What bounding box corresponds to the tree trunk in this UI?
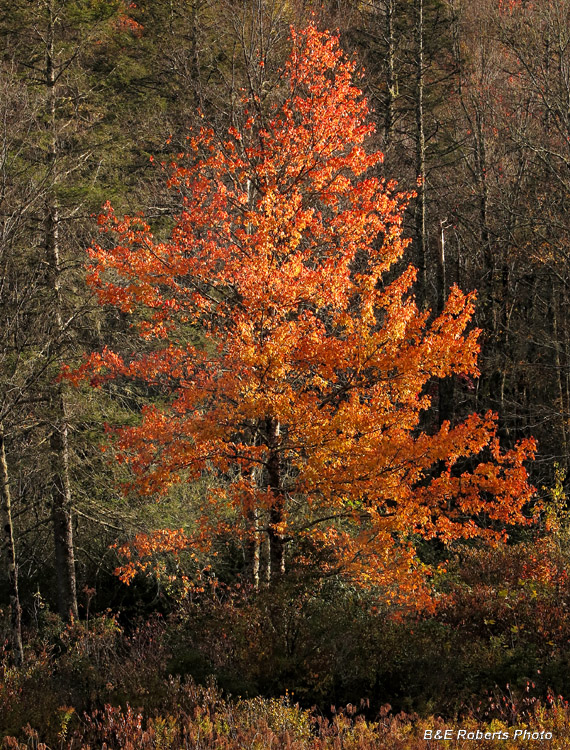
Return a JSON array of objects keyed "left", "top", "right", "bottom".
[
  {"left": 384, "top": 0, "right": 396, "bottom": 147},
  {"left": 560, "top": 285, "right": 570, "bottom": 470},
  {"left": 414, "top": 0, "right": 427, "bottom": 308},
  {"left": 475, "top": 107, "right": 494, "bottom": 311},
  {"left": 245, "top": 466, "right": 261, "bottom": 589},
  {"left": 49, "top": 392, "right": 78, "bottom": 621},
  {"left": 436, "top": 219, "right": 447, "bottom": 315},
  {"left": 437, "top": 220, "right": 454, "bottom": 425},
  {"left": 0, "top": 425, "right": 24, "bottom": 665},
  {"left": 46, "top": 0, "right": 78, "bottom": 622},
  {"left": 266, "top": 416, "right": 285, "bottom": 579},
  {"left": 553, "top": 286, "right": 568, "bottom": 470}
]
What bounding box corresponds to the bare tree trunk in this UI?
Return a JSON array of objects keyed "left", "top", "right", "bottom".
[
  {"left": 266, "top": 416, "right": 285, "bottom": 579},
  {"left": 436, "top": 218, "right": 447, "bottom": 315},
  {"left": 474, "top": 108, "right": 493, "bottom": 306},
  {"left": 560, "top": 285, "right": 570, "bottom": 469},
  {"left": 245, "top": 466, "right": 261, "bottom": 589},
  {"left": 0, "top": 425, "right": 24, "bottom": 665},
  {"left": 437, "top": 220, "right": 454, "bottom": 425},
  {"left": 46, "top": 0, "right": 78, "bottom": 622},
  {"left": 414, "top": 0, "right": 427, "bottom": 308},
  {"left": 385, "top": 0, "right": 396, "bottom": 147},
  {"left": 553, "top": 287, "right": 568, "bottom": 470},
  {"left": 190, "top": 0, "right": 205, "bottom": 112},
  {"left": 262, "top": 531, "right": 271, "bottom": 585},
  {"left": 49, "top": 392, "right": 78, "bottom": 621}
]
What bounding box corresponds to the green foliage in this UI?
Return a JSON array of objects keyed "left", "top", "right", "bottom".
[{"left": 542, "top": 463, "right": 569, "bottom": 536}]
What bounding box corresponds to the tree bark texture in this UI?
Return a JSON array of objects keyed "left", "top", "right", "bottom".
[
  {"left": 266, "top": 416, "right": 285, "bottom": 579},
  {"left": 414, "top": 0, "right": 427, "bottom": 308},
  {"left": 0, "top": 425, "right": 24, "bottom": 665},
  {"left": 46, "top": 0, "right": 78, "bottom": 621}
]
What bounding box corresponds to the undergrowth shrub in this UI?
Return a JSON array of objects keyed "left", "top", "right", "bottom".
[
  {"left": 5, "top": 534, "right": 570, "bottom": 746},
  {"left": 3, "top": 690, "right": 570, "bottom": 749}
]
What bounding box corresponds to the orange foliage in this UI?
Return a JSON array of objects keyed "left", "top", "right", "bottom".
[
  {"left": 68, "top": 24, "right": 535, "bottom": 600},
  {"left": 113, "top": 0, "right": 143, "bottom": 36}
]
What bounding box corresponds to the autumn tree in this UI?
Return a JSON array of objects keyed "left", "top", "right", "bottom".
[{"left": 70, "top": 24, "right": 535, "bottom": 600}]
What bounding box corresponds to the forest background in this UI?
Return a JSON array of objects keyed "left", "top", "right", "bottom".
[{"left": 2, "top": 0, "right": 570, "bottom": 746}]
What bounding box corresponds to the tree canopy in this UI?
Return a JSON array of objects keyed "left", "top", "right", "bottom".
[{"left": 68, "top": 23, "right": 535, "bottom": 604}]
